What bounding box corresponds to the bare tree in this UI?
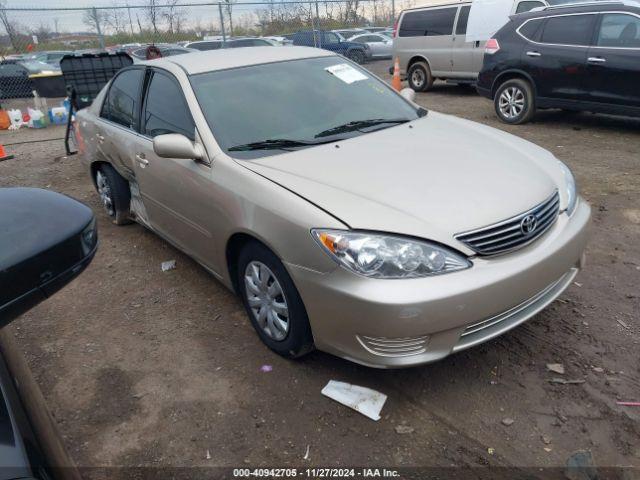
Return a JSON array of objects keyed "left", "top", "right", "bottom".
[
  {"left": 83, "top": 7, "right": 104, "bottom": 34},
  {"left": 224, "top": 0, "right": 235, "bottom": 36},
  {"left": 163, "top": 0, "right": 186, "bottom": 34},
  {"left": 144, "top": 0, "right": 162, "bottom": 34},
  {"left": 0, "top": 0, "right": 20, "bottom": 51},
  {"left": 105, "top": 5, "right": 127, "bottom": 34}
]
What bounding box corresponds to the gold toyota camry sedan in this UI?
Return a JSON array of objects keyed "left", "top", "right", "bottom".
[{"left": 77, "top": 46, "right": 590, "bottom": 368}]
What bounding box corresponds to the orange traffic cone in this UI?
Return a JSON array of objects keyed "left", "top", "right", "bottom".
[
  {"left": 0, "top": 143, "right": 13, "bottom": 162},
  {"left": 391, "top": 57, "right": 402, "bottom": 92}
]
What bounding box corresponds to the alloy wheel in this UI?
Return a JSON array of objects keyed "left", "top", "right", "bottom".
[
  {"left": 244, "top": 261, "right": 290, "bottom": 341},
  {"left": 96, "top": 171, "right": 115, "bottom": 216},
  {"left": 498, "top": 86, "right": 525, "bottom": 119}
]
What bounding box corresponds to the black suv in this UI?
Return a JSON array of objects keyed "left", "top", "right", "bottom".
[{"left": 477, "top": 1, "right": 640, "bottom": 124}]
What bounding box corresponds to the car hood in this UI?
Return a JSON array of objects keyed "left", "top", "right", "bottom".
[{"left": 239, "top": 111, "right": 567, "bottom": 253}]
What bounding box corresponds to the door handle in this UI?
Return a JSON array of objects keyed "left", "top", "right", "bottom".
[
  {"left": 526, "top": 51, "right": 541, "bottom": 57},
  {"left": 96, "top": 133, "right": 105, "bottom": 142},
  {"left": 135, "top": 153, "right": 149, "bottom": 168},
  {"left": 587, "top": 56, "right": 606, "bottom": 63}
]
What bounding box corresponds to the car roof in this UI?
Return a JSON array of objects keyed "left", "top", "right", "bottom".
[
  {"left": 515, "top": 0, "right": 639, "bottom": 17},
  {"left": 143, "top": 46, "right": 334, "bottom": 74},
  {"left": 402, "top": 0, "right": 471, "bottom": 12}
]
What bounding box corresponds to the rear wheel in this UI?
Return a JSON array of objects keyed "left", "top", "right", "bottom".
[
  {"left": 494, "top": 78, "right": 536, "bottom": 124},
  {"left": 95, "top": 164, "right": 132, "bottom": 225},
  {"left": 407, "top": 61, "right": 434, "bottom": 92},
  {"left": 237, "top": 241, "right": 314, "bottom": 358},
  {"left": 347, "top": 49, "right": 365, "bottom": 64}
]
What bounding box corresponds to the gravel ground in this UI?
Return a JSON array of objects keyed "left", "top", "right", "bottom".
[{"left": 1, "top": 60, "right": 638, "bottom": 477}]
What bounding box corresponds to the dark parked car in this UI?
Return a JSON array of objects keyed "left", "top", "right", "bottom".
[
  {"left": 0, "top": 187, "right": 97, "bottom": 480},
  {"left": 477, "top": 1, "right": 640, "bottom": 124},
  {"left": 0, "top": 63, "right": 33, "bottom": 98},
  {"left": 291, "top": 30, "right": 371, "bottom": 63},
  {"left": 184, "top": 38, "right": 276, "bottom": 51}
]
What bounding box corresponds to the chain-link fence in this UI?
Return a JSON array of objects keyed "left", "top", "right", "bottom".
[{"left": 0, "top": 0, "right": 416, "bottom": 124}]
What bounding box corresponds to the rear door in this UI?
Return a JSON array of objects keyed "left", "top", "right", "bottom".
[
  {"left": 586, "top": 12, "right": 640, "bottom": 108},
  {"left": 521, "top": 13, "right": 597, "bottom": 102},
  {"left": 130, "top": 68, "right": 217, "bottom": 265},
  {"left": 397, "top": 6, "right": 458, "bottom": 75},
  {"left": 450, "top": 5, "right": 483, "bottom": 78},
  {"left": 96, "top": 68, "right": 145, "bottom": 177}
]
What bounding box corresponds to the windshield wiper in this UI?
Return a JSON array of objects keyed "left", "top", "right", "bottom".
[
  {"left": 228, "top": 138, "right": 336, "bottom": 152},
  {"left": 314, "top": 118, "right": 411, "bottom": 138}
]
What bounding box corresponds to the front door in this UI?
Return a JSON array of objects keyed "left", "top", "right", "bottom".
[
  {"left": 131, "top": 69, "right": 218, "bottom": 267},
  {"left": 586, "top": 12, "right": 640, "bottom": 108},
  {"left": 523, "top": 13, "right": 597, "bottom": 102}
]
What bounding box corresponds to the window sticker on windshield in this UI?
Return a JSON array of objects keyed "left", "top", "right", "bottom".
[{"left": 325, "top": 63, "right": 368, "bottom": 84}]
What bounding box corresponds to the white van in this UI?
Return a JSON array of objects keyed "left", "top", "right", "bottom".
[{"left": 393, "top": 0, "right": 547, "bottom": 91}]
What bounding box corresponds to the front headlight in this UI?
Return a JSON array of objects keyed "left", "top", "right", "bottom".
[
  {"left": 312, "top": 229, "right": 471, "bottom": 279},
  {"left": 558, "top": 160, "right": 577, "bottom": 215}
]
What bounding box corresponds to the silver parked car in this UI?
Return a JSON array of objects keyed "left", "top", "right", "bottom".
[
  {"left": 348, "top": 32, "right": 393, "bottom": 58},
  {"left": 394, "top": 0, "right": 547, "bottom": 91},
  {"left": 77, "top": 47, "right": 590, "bottom": 368}
]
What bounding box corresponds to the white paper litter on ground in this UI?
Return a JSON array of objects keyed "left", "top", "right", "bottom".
[
  {"left": 161, "top": 260, "right": 176, "bottom": 272},
  {"left": 325, "top": 64, "right": 368, "bottom": 84},
  {"left": 321, "top": 380, "right": 387, "bottom": 421}
]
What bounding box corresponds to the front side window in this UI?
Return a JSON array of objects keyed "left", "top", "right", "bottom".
[
  {"left": 399, "top": 7, "right": 457, "bottom": 37},
  {"left": 323, "top": 32, "right": 341, "bottom": 44},
  {"left": 540, "top": 14, "right": 595, "bottom": 46},
  {"left": 191, "top": 57, "right": 421, "bottom": 159},
  {"left": 101, "top": 69, "right": 143, "bottom": 129},
  {"left": 143, "top": 72, "right": 195, "bottom": 140},
  {"left": 597, "top": 13, "right": 640, "bottom": 48},
  {"left": 456, "top": 6, "right": 471, "bottom": 35}
]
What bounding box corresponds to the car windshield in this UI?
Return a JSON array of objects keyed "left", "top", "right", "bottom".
[{"left": 190, "top": 56, "right": 421, "bottom": 159}]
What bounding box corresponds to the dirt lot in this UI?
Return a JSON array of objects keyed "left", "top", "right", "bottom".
[{"left": 1, "top": 60, "right": 638, "bottom": 477}]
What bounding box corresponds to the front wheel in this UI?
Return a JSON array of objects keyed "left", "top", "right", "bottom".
[
  {"left": 237, "top": 241, "right": 314, "bottom": 358},
  {"left": 407, "top": 61, "right": 434, "bottom": 92},
  {"left": 347, "top": 49, "right": 365, "bottom": 64},
  {"left": 494, "top": 78, "right": 536, "bottom": 124}
]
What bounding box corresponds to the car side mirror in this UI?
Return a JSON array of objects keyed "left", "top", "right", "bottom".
[
  {"left": 153, "top": 133, "right": 204, "bottom": 160},
  {"left": 0, "top": 188, "right": 98, "bottom": 327},
  {"left": 400, "top": 87, "right": 416, "bottom": 103}
]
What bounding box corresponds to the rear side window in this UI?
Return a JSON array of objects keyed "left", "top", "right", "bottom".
[
  {"left": 143, "top": 71, "right": 195, "bottom": 140},
  {"left": 519, "top": 18, "right": 544, "bottom": 41},
  {"left": 455, "top": 6, "right": 471, "bottom": 35},
  {"left": 101, "top": 69, "right": 143, "bottom": 129},
  {"left": 515, "top": 1, "right": 545, "bottom": 14},
  {"left": 540, "top": 14, "right": 595, "bottom": 46},
  {"left": 597, "top": 13, "right": 640, "bottom": 48},
  {"left": 399, "top": 7, "right": 457, "bottom": 37}
]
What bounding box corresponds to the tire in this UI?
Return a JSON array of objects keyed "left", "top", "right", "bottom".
[
  {"left": 237, "top": 241, "right": 314, "bottom": 358},
  {"left": 494, "top": 78, "right": 536, "bottom": 125},
  {"left": 407, "top": 61, "right": 433, "bottom": 92},
  {"left": 347, "top": 49, "right": 365, "bottom": 64},
  {"left": 94, "top": 163, "right": 132, "bottom": 225}
]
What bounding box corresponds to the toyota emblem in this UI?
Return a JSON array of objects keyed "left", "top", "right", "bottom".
[{"left": 520, "top": 214, "right": 538, "bottom": 236}]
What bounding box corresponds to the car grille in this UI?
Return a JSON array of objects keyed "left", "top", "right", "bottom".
[
  {"left": 356, "top": 335, "right": 429, "bottom": 357},
  {"left": 455, "top": 190, "right": 560, "bottom": 256}
]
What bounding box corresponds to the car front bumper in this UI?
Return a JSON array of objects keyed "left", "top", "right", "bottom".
[{"left": 286, "top": 198, "right": 591, "bottom": 368}]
